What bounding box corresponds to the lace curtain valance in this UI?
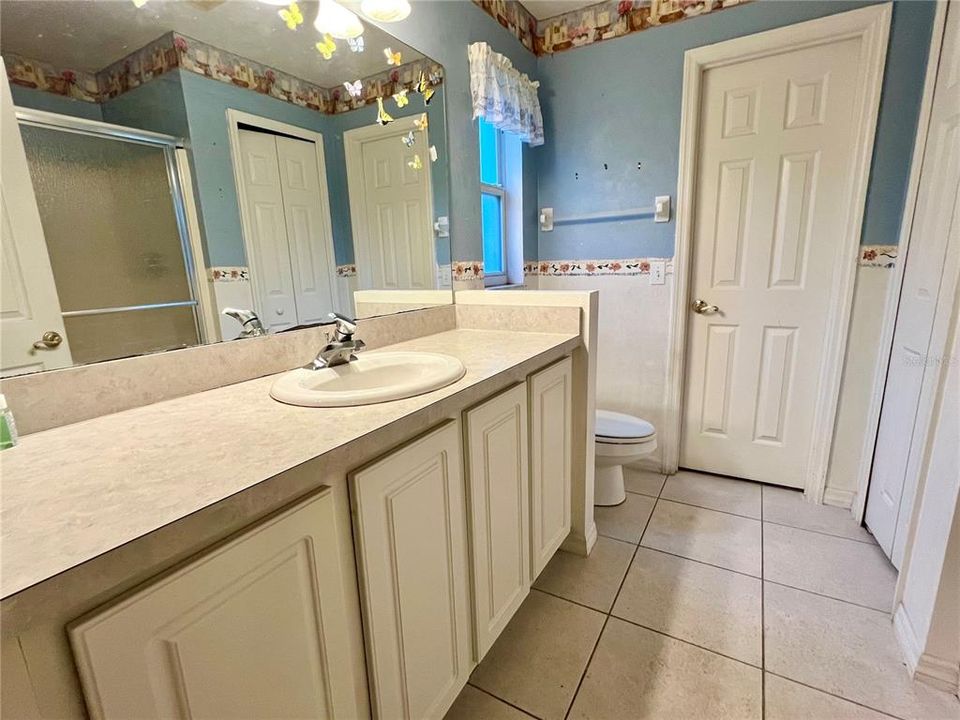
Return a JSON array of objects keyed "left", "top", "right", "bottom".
[{"left": 468, "top": 42, "right": 544, "bottom": 147}]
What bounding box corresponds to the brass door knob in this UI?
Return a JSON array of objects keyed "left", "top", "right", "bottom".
[
  {"left": 33, "top": 331, "right": 63, "bottom": 350},
  {"left": 692, "top": 299, "right": 720, "bottom": 315}
]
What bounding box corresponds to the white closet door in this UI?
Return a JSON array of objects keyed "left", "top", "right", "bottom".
[
  {"left": 275, "top": 136, "right": 336, "bottom": 326},
  {"left": 237, "top": 129, "right": 298, "bottom": 332},
  {"left": 867, "top": 5, "right": 960, "bottom": 566}
]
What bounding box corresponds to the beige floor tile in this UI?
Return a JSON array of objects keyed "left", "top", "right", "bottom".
[
  {"left": 568, "top": 617, "right": 762, "bottom": 720},
  {"left": 624, "top": 467, "right": 666, "bottom": 497},
  {"left": 444, "top": 685, "right": 533, "bottom": 720},
  {"left": 764, "top": 583, "right": 960, "bottom": 720},
  {"left": 594, "top": 492, "right": 656, "bottom": 544},
  {"left": 764, "top": 674, "right": 897, "bottom": 719},
  {"left": 661, "top": 470, "right": 761, "bottom": 518},
  {"left": 470, "top": 590, "right": 605, "bottom": 720},
  {"left": 612, "top": 547, "right": 762, "bottom": 665},
  {"left": 764, "top": 523, "right": 896, "bottom": 611},
  {"left": 763, "top": 486, "right": 875, "bottom": 542},
  {"left": 640, "top": 500, "right": 762, "bottom": 576},
  {"left": 533, "top": 536, "right": 635, "bottom": 612}
]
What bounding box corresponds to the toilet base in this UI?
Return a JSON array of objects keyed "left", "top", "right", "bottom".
[{"left": 595, "top": 464, "right": 627, "bottom": 506}]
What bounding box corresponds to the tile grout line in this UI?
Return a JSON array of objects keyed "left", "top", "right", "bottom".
[
  {"left": 762, "top": 671, "right": 908, "bottom": 720},
  {"left": 561, "top": 492, "right": 663, "bottom": 720},
  {"left": 466, "top": 682, "right": 543, "bottom": 719},
  {"left": 761, "top": 485, "right": 766, "bottom": 720},
  {"left": 762, "top": 578, "right": 896, "bottom": 615}
]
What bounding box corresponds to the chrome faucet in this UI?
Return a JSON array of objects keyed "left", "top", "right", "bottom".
[
  {"left": 307, "top": 312, "right": 366, "bottom": 369},
  {"left": 222, "top": 308, "right": 267, "bottom": 338}
]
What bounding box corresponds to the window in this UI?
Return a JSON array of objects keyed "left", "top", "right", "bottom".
[{"left": 479, "top": 117, "right": 507, "bottom": 286}]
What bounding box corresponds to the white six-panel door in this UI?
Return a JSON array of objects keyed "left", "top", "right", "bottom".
[
  {"left": 355, "top": 124, "right": 435, "bottom": 291},
  {"left": 0, "top": 69, "right": 73, "bottom": 375},
  {"left": 866, "top": 4, "right": 960, "bottom": 565},
  {"left": 681, "top": 36, "right": 865, "bottom": 486}
]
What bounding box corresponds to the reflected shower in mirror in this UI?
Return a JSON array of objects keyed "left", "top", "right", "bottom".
[{"left": 0, "top": 0, "right": 451, "bottom": 376}]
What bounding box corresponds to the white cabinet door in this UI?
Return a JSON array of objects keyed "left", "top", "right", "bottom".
[
  {"left": 464, "top": 384, "right": 530, "bottom": 660},
  {"left": 351, "top": 421, "right": 472, "bottom": 720},
  {"left": 529, "top": 358, "right": 573, "bottom": 579},
  {"left": 69, "top": 487, "right": 365, "bottom": 720}
]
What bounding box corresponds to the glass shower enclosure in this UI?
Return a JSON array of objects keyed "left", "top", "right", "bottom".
[{"left": 16, "top": 109, "right": 202, "bottom": 366}]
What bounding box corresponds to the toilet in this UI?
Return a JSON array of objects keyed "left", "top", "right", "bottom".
[{"left": 594, "top": 409, "right": 657, "bottom": 506}]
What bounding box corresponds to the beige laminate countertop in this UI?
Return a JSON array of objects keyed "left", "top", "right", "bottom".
[{"left": 0, "top": 328, "right": 578, "bottom": 600}]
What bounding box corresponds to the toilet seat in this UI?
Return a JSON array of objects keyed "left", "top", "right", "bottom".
[{"left": 596, "top": 409, "right": 656, "bottom": 445}]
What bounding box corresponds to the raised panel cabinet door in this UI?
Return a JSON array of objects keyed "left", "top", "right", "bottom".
[
  {"left": 68, "top": 487, "right": 365, "bottom": 720},
  {"left": 529, "top": 357, "right": 573, "bottom": 579},
  {"left": 350, "top": 421, "right": 472, "bottom": 720},
  {"left": 464, "top": 383, "right": 530, "bottom": 660}
]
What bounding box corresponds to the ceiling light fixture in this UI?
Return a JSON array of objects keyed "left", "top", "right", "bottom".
[
  {"left": 256, "top": 0, "right": 290, "bottom": 5},
  {"left": 360, "top": 0, "right": 411, "bottom": 23},
  {"left": 314, "top": 0, "right": 364, "bottom": 39}
]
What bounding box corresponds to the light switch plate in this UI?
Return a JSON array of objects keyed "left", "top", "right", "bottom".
[
  {"left": 654, "top": 195, "right": 671, "bottom": 223},
  {"left": 539, "top": 207, "right": 554, "bottom": 232},
  {"left": 650, "top": 261, "right": 665, "bottom": 285}
]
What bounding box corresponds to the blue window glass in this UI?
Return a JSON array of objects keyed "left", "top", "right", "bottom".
[
  {"left": 478, "top": 118, "right": 499, "bottom": 186},
  {"left": 481, "top": 192, "right": 503, "bottom": 274}
]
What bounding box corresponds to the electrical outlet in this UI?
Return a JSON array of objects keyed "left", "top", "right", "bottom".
[{"left": 650, "top": 261, "right": 665, "bottom": 285}]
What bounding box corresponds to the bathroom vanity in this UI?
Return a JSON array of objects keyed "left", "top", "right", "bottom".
[{"left": 0, "top": 301, "right": 596, "bottom": 719}]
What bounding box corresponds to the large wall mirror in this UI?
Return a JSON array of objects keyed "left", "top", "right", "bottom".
[{"left": 0, "top": 0, "right": 452, "bottom": 375}]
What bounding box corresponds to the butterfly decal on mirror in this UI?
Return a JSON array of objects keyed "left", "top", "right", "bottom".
[
  {"left": 376, "top": 97, "right": 394, "bottom": 126},
  {"left": 393, "top": 89, "right": 409, "bottom": 108},
  {"left": 347, "top": 36, "right": 365, "bottom": 53},
  {"left": 315, "top": 34, "right": 336, "bottom": 60},
  {"left": 414, "top": 112, "right": 429, "bottom": 132},
  {"left": 416, "top": 71, "right": 435, "bottom": 105},
  {"left": 401, "top": 130, "right": 416, "bottom": 148},
  {"left": 407, "top": 154, "right": 423, "bottom": 170},
  {"left": 383, "top": 47, "right": 402, "bottom": 66},
  {"left": 278, "top": 1, "right": 304, "bottom": 30},
  {"left": 344, "top": 79, "right": 363, "bottom": 98}
]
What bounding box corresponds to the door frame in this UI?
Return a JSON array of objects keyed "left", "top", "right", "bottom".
[
  {"left": 225, "top": 109, "right": 338, "bottom": 323},
  {"left": 665, "top": 4, "right": 892, "bottom": 501},
  {"left": 343, "top": 114, "right": 436, "bottom": 291}
]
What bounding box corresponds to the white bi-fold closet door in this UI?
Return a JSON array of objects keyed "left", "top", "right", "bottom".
[{"left": 237, "top": 128, "right": 336, "bottom": 333}]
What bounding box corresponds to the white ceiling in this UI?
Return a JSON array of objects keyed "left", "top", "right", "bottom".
[
  {"left": 0, "top": 0, "right": 426, "bottom": 88},
  {"left": 521, "top": 0, "right": 602, "bottom": 21}
]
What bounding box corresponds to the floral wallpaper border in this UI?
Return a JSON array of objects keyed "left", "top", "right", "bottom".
[
  {"left": 453, "top": 261, "right": 485, "bottom": 280},
  {"left": 336, "top": 264, "right": 358, "bottom": 278},
  {"left": 6, "top": 32, "right": 443, "bottom": 117},
  {"left": 209, "top": 266, "right": 250, "bottom": 282},
  {"left": 472, "top": 0, "right": 750, "bottom": 57},
  {"left": 525, "top": 257, "right": 674, "bottom": 276},
  {"left": 859, "top": 245, "right": 898, "bottom": 268}
]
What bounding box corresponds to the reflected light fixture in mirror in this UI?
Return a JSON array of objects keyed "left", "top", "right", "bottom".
[
  {"left": 314, "top": 0, "right": 365, "bottom": 39},
  {"left": 360, "top": 0, "right": 411, "bottom": 23}
]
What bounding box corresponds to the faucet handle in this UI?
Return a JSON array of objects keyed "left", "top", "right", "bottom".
[{"left": 329, "top": 312, "right": 358, "bottom": 341}]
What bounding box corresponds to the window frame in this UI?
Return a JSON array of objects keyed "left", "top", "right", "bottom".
[{"left": 479, "top": 119, "right": 508, "bottom": 287}]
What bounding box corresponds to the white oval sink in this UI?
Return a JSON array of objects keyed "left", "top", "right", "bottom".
[{"left": 269, "top": 351, "right": 466, "bottom": 407}]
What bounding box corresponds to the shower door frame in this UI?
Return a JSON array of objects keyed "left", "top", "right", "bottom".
[{"left": 14, "top": 108, "right": 209, "bottom": 346}]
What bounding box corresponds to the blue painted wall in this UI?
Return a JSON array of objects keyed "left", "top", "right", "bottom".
[
  {"left": 101, "top": 72, "right": 190, "bottom": 137},
  {"left": 535, "top": 0, "right": 936, "bottom": 261},
  {"left": 10, "top": 85, "right": 103, "bottom": 120}
]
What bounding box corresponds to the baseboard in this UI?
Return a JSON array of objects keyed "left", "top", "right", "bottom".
[
  {"left": 823, "top": 487, "right": 857, "bottom": 509},
  {"left": 561, "top": 520, "right": 598, "bottom": 557},
  {"left": 893, "top": 605, "right": 960, "bottom": 694},
  {"left": 916, "top": 653, "right": 960, "bottom": 694}
]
